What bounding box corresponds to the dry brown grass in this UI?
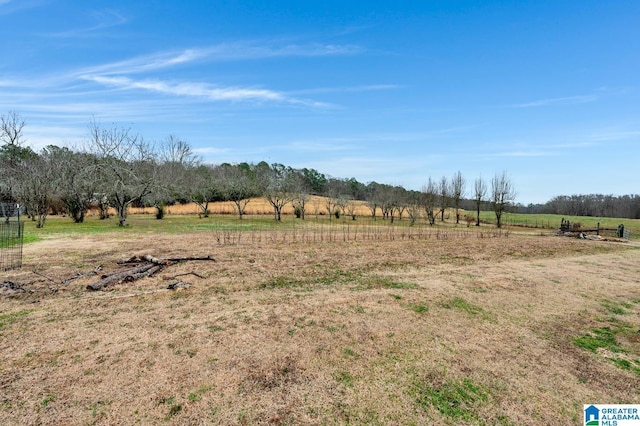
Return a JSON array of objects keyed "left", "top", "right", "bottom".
[
  {"left": 126, "top": 196, "right": 374, "bottom": 217},
  {"left": 1, "top": 227, "right": 639, "bottom": 425}
]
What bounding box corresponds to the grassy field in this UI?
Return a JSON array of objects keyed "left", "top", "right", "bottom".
[
  {"left": 22, "top": 203, "right": 639, "bottom": 243},
  {"left": 478, "top": 211, "right": 640, "bottom": 236},
  {"left": 1, "top": 213, "right": 639, "bottom": 425}
]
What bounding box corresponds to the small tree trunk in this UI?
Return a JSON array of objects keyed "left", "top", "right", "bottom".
[
  {"left": 233, "top": 200, "right": 245, "bottom": 220},
  {"left": 155, "top": 204, "right": 165, "bottom": 220},
  {"left": 36, "top": 213, "right": 46, "bottom": 228},
  {"left": 118, "top": 204, "right": 127, "bottom": 226}
]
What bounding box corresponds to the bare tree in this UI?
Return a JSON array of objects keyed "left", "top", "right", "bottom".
[
  {"left": 256, "top": 163, "right": 296, "bottom": 221},
  {"left": 378, "top": 184, "right": 395, "bottom": 221},
  {"left": 344, "top": 199, "right": 358, "bottom": 220},
  {"left": 0, "top": 111, "right": 26, "bottom": 155},
  {"left": 152, "top": 135, "right": 200, "bottom": 218},
  {"left": 290, "top": 170, "right": 311, "bottom": 219},
  {"left": 364, "top": 182, "right": 381, "bottom": 220},
  {"left": 422, "top": 177, "right": 438, "bottom": 225},
  {"left": 15, "top": 148, "right": 59, "bottom": 228},
  {"left": 406, "top": 190, "right": 423, "bottom": 226},
  {"left": 437, "top": 176, "right": 449, "bottom": 222},
  {"left": 391, "top": 186, "right": 408, "bottom": 223},
  {"left": 48, "top": 146, "right": 97, "bottom": 223},
  {"left": 159, "top": 135, "right": 199, "bottom": 167},
  {"left": 491, "top": 171, "right": 516, "bottom": 228},
  {"left": 181, "top": 165, "right": 221, "bottom": 218},
  {"left": 217, "top": 163, "right": 260, "bottom": 220},
  {"left": 474, "top": 176, "right": 487, "bottom": 227},
  {"left": 450, "top": 171, "right": 465, "bottom": 224},
  {"left": 1, "top": 111, "right": 35, "bottom": 200},
  {"left": 87, "top": 119, "right": 157, "bottom": 226},
  {"left": 324, "top": 178, "right": 349, "bottom": 220}
]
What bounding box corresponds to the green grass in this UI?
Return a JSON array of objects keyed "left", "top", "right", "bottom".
[
  {"left": 41, "top": 394, "right": 56, "bottom": 407},
  {"left": 334, "top": 371, "right": 354, "bottom": 387},
  {"left": 364, "top": 277, "right": 418, "bottom": 290},
  {"left": 0, "top": 310, "right": 31, "bottom": 331},
  {"left": 602, "top": 300, "right": 629, "bottom": 316},
  {"left": 259, "top": 268, "right": 359, "bottom": 290},
  {"left": 21, "top": 214, "right": 269, "bottom": 239},
  {"left": 413, "top": 377, "right": 488, "bottom": 424},
  {"left": 19, "top": 210, "right": 640, "bottom": 245},
  {"left": 574, "top": 327, "right": 622, "bottom": 353},
  {"left": 440, "top": 297, "right": 485, "bottom": 317},
  {"left": 259, "top": 268, "right": 410, "bottom": 291},
  {"left": 574, "top": 322, "right": 640, "bottom": 376},
  {"left": 477, "top": 211, "right": 640, "bottom": 237},
  {"left": 188, "top": 386, "right": 212, "bottom": 402},
  {"left": 407, "top": 303, "right": 429, "bottom": 314}
]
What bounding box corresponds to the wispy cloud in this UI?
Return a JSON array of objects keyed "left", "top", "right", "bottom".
[
  {"left": 76, "top": 49, "right": 213, "bottom": 76},
  {"left": 512, "top": 94, "right": 598, "bottom": 108},
  {"left": 0, "top": 0, "right": 47, "bottom": 15},
  {"left": 585, "top": 130, "right": 640, "bottom": 142},
  {"left": 84, "top": 75, "right": 284, "bottom": 102},
  {"left": 47, "top": 9, "right": 128, "bottom": 38},
  {"left": 70, "top": 41, "right": 362, "bottom": 107},
  {"left": 77, "top": 42, "right": 362, "bottom": 76},
  {"left": 493, "top": 150, "right": 553, "bottom": 157},
  {"left": 290, "top": 84, "right": 400, "bottom": 95},
  {"left": 82, "top": 75, "right": 329, "bottom": 107}
]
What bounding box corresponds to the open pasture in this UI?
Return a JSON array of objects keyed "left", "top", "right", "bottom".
[{"left": 1, "top": 215, "right": 639, "bottom": 425}]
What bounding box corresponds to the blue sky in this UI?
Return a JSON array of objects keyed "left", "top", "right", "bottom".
[{"left": 1, "top": 0, "right": 639, "bottom": 204}]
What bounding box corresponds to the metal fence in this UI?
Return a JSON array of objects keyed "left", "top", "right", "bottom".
[{"left": 0, "top": 203, "right": 23, "bottom": 271}]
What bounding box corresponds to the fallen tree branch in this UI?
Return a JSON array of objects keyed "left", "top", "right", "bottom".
[
  {"left": 167, "top": 281, "right": 191, "bottom": 290},
  {"left": 31, "top": 270, "right": 60, "bottom": 285},
  {"left": 87, "top": 264, "right": 160, "bottom": 291},
  {"left": 118, "top": 254, "right": 215, "bottom": 265},
  {"left": 87, "top": 254, "right": 214, "bottom": 291},
  {"left": 164, "top": 255, "right": 216, "bottom": 263},
  {"left": 164, "top": 271, "right": 206, "bottom": 280},
  {"left": 62, "top": 266, "right": 102, "bottom": 285}
]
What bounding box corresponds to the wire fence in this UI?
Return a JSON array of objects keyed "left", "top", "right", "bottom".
[
  {"left": 206, "top": 219, "right": 509, "bottom": 246},
  {"left": 0, "top": 220, "right": 23, "bottom": 271}
]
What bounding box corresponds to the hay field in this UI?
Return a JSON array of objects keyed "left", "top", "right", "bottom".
[
  {"left": 127, "top": 196, "right": 373, "bottom": 217},
  {"left": 1, "top": 218, "right": 639, "bottom": 425}
]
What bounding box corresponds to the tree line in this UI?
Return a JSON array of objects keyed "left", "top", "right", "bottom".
[
  {"left": 515, "top": 194, "right": 640, "bottom": 220},
  {"left": 1, "top": 112, "right": 517, "bottom": 228}
]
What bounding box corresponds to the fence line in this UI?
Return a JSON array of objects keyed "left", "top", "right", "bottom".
[{"left": 206, "top": 219, "right": 508, "bottom": 246}]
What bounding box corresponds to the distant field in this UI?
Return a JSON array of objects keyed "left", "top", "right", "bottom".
[
  {"left": 478, "top": 211, "right": 639, "bottom": 238},
  {"left": 18, "top": 198, "right": 637, "bottom": 244},
  {"left": 2, "top": 213, "right": 639, "bottom": 424}
]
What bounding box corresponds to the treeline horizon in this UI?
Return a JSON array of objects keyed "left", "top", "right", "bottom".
[
  {"left": 1, "top": 112, "right": 638, "bottom": 229},
  {"left": 510, "top": 194, "right": 640, "bottom": 220}
]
